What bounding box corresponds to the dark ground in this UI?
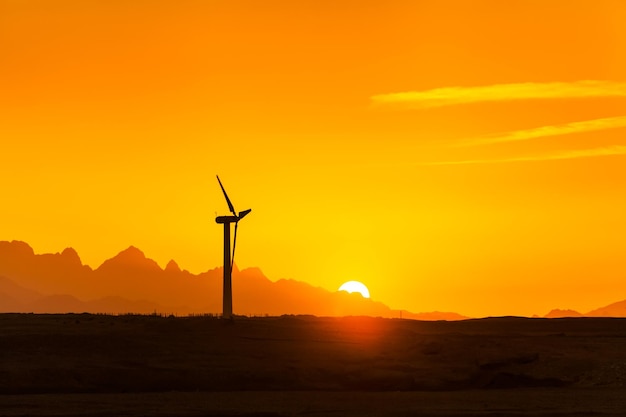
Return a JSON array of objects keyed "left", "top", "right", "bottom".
[{"left": 1, "top": 314, "right": 626, "bottom": 416}]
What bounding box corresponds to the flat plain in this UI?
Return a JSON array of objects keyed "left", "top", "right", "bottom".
[{"left": 1, "top": 314, "right": 626, "bottom": 416}]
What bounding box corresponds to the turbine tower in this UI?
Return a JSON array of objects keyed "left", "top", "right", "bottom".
[{"left": 215, "top": 175, "right": 251, "bottom": 319}]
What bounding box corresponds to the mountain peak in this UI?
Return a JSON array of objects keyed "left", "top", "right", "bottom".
[
  {"left": 544, "top": 309, "right": 583, "bottom": 318},
  {"left": 118, "top": 245, "right": 145, "bottom": 259},
  {"left": 97, "top": 246, "right": 162, "bottom": 272},
  {"left": 0, "top": 240, "right": 35, "bottom": 257},
  {"left": 165, "top": 259, "right": 181, "bottom": 273},
  {"left": 61, "top": 247, "right": 82, "bottom": 265}
]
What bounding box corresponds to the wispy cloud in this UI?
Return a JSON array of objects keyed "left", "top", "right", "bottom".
[
  {"left": 425, "top": 145, "right": 626, "bottom": 166},
  {"left": 372, "top": 80, "right": 626, "bottom": 109},
  {"left": 455, "top": 116, "right": 626, "bottom": 147}
]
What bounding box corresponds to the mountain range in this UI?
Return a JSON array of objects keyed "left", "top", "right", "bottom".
[
  {"left": 0, "top": 240, "right": 466, "bottom": 319},
  {"left": 1, "top": 240, "right": 625, "bottom": 319},
  {"left": 544, "top": 302, "right": 626, "bottom": 318}
]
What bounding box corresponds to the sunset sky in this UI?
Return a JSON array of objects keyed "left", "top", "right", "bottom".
[{"left": 2, "top": 0, "right": 625, "bottom": 317}]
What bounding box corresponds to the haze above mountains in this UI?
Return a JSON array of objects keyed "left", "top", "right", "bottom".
[{"left": 1, "top": 240, "right": 624, "bottom": 319}]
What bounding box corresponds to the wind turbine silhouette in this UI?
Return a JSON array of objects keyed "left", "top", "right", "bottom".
[{"left": 215, "top": 175, "right": 252, "bottom": 319}]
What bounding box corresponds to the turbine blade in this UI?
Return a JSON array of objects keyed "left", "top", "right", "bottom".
[
  {"left": 216, "top": 175, "right": 237, "bottom": 216},
  {"left": 238, "top": 208, "right": 252, "bottom": 220},
  {"left": 231, "top": 221, "right": 238, "bottom": 272}
]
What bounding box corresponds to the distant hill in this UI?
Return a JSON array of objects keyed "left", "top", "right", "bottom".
[
  {"left": 0, "top": 240, "right": 466, "bottom": 319},
  {"left": 542, "top": 303, "right": 626, "bottom": 319},
  {"left": 587, "top": 300, "right": 626, "bottom": 317},
  {"left": 544, "top": 309, "right": 583, "bottom": 318}
]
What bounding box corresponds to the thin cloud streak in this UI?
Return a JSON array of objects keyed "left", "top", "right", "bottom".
[
  {"left": 372, "top": 81, "right": 626, "bottom": 109},
  {"left": 456, "top": 116, "right": 626, "bottom": 147},
  {"left": 425, "top": 146, "right": 626, "bottom": 166}
]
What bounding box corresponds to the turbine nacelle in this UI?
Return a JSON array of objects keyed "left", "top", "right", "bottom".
[
  {"left": 215, "top": 215, "right": 239, "bottom": 224},
  {"left": 215, "top": 209, "right": 252, "bottom": 224}
]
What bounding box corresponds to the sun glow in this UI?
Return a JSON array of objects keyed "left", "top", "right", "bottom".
[{"left": 338, "top": 281, "right": 370, "bottom": 299}]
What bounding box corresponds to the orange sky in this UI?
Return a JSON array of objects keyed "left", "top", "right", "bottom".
[{"left": 1, "top": 0, "right": 625, "bottom": 317}]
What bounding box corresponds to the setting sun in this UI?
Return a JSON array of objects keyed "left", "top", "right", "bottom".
[{"left": 338, "top": 281, "right": 370, "bottom": 299}]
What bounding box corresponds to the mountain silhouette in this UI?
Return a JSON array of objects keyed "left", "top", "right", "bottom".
[
  {"left": 96, "top": 246, "right": 162, "bottom": 273},
  {"left": 3, "top": 240, "right": 622, "bottom": 319},
  {"left": 544, "top": 309, "right": 584, "bottom": 318},
  {"left": 0, "top": 241, "right": 469, "bottom": 318},
  {"left": 586, "top": 300, "right": 626, "bottom": 317},
  {"left": 0, "top": 241, "right": 93, "bottom": 298},
  {"left": 165, "top": 259, "right": 182, "bottom": 273},
  {"left": 541, "top": 302, "right": 626, "bottom": 318}
]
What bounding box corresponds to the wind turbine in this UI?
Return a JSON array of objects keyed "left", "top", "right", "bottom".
[{"left": 215, "top": 175, "right": 252, "bottom": 319}]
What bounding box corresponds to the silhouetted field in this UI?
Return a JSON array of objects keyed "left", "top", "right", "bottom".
[{"left": 1, "top": 314, "right": 626, "bottom": 416}]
